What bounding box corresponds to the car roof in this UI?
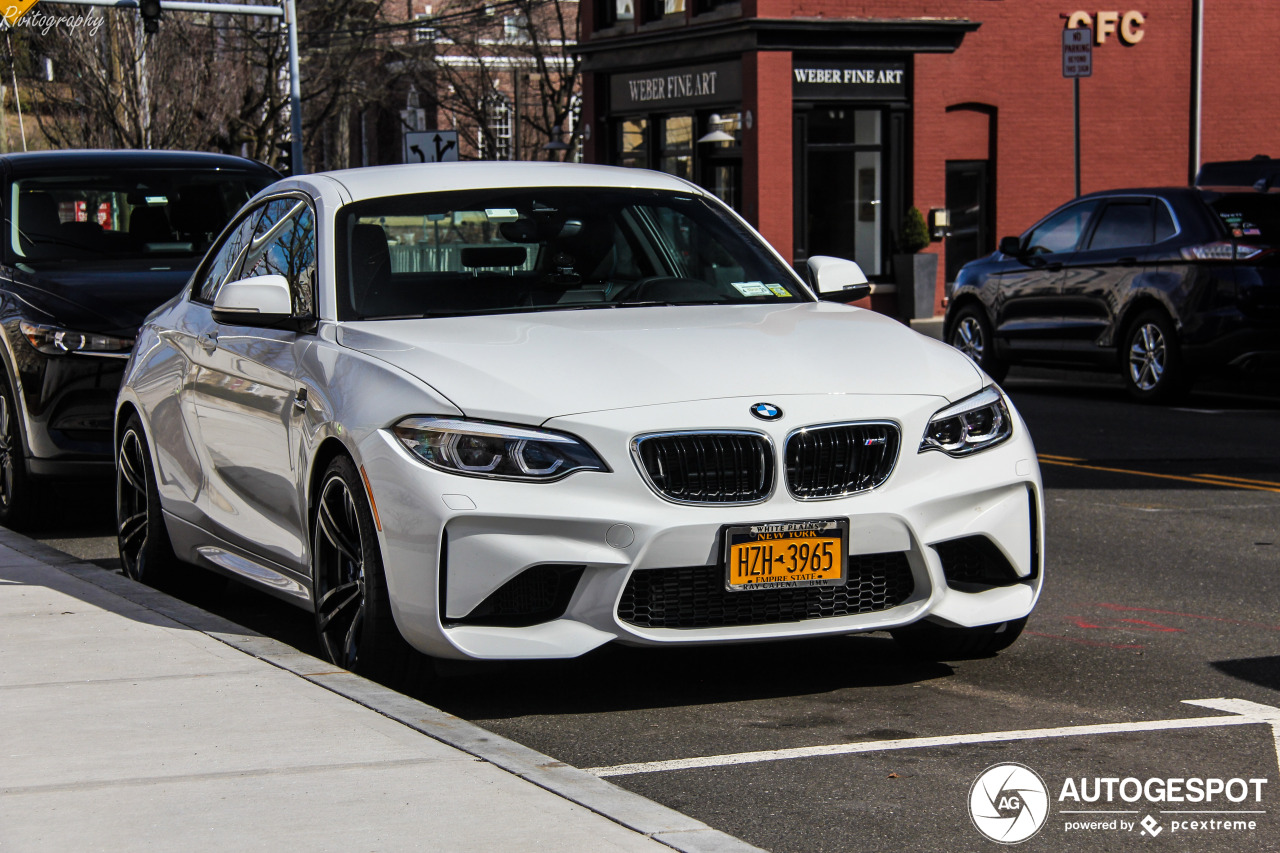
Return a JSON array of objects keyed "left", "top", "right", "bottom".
[
  {"left": 316, "top": 161, "right": 706, "bottom": 202},
  {"left": 1195, "top": 156, "right": 1280, "bottom": 187},
  {"left": 0, "top": 149, "right": 279, "bottom": 176}
]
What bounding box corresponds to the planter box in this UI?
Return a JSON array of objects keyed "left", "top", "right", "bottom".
[{"left": 892, "top": 252, "right": 940, "bottom": 321}]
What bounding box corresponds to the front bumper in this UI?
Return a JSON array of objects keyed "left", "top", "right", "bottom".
[
  {"left": 3, "top": 320, "right": 124, "bottom": 474},
  {"left": 358, "top": 393, "right": 1044, "bottom": 661}
]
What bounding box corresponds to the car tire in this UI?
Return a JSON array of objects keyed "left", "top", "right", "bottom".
[
  {"left": 311, "top": 455, "right": 424, "bottom": 685},
  {"left": 0, "top": 372, "right": 34, "bottom": 530},
  {"left": 890, "top": 617, "right": 1027, "bottom": 660},
  {"left": 116, "top": 414, "right": 180, "bottom": 586},
  {"left": 948, "top": 304, "right": 1008, "bottom": 383},
  {"left": 1120, "top": 309, "right": 1188, "bottom": 403}
]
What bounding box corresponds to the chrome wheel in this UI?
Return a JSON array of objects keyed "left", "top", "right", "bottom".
[
  {"left": 116, "top": 428, "right": 149, "bottom": 577},
  {"left": 314, "top": 474, "right": 367, "bottom": 669},
  {"left": 953, "top": 315, "right": 986, "bottom": 365},
  {"left": 1127, "top": 322, "right": 1166, "bottom": 392}
]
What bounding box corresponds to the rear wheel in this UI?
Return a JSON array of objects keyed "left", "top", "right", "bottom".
[
  {"left": 1121, "top": 309, "right": 1188, "bottom": 403},
  {"left": 891, "top": 617, "right": 1027, "bottom": 660},
  {"left": 116, "top": 415, "right": 179, "bottom": 586},
  {"left": 311, "top": 456, "right": 422, "bottom": 684},
  {"left": 948, "top": 304, "right": 1008, "bottom": 383},
  {"left": 0, "top": 373, "right": 33, "bottom": 530}
]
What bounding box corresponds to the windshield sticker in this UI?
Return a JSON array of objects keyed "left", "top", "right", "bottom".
[
  {"left": 766, "top": 284, "right": 792, "bottom": 297},
  {"left": 732, "top": 281, "right": 772, "bottom": 297},
  {"left": 484, "top": 208, "right": 520, "bottom": 222}
]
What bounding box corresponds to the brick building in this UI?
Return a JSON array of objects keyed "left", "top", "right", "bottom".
[{"left": 575, "top": 1, "right": 1280, "bottom": 317}]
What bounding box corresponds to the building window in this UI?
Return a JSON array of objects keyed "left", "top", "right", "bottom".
[
  {"left": 503, "top": 12, "right": 529, "bottom": 42},
  {"left": 414, "top": 6, "right": 434, "bottom": 41},
  {"left": 659, "top": 115, "right": 693, "bottom": 181},
  {"left": 482, "top": 94, "right": 513, "bottom": 161},
  {"left": 597, "top": 0, "right": 633, "bottom": 28},
  {"left": 617, "top": 118, "right": 648, "bottom": 168}
]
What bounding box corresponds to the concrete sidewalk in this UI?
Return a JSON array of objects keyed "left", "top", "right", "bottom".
[{"left": 0, "top": 530, "right": 760, "bottom": 853}]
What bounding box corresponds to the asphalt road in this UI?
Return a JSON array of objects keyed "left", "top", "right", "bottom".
[{"left": 26, "top": 367, "right": 1280, "bottom": 853}]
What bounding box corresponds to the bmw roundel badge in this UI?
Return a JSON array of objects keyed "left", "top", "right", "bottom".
[{"left": 750, "top": 402, "right": 783, "bottom": 421}]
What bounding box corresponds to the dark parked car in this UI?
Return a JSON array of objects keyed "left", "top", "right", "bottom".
[
  {"left": 943, "top": 186, "right": 1280, "bottom": 401},
  {"left": 1195, "top": 155, "right": 1280, "bottom": 189},
  {"left": 0, "top": 150, "right": 278, "bottom": 528}
]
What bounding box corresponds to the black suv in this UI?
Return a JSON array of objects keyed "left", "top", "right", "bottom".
[
  {"left": 0, "top": 150, "right": 278, "bottom": 528},
  {"left": 943, "top": 186, "right": 1280, "bottom": 401}
]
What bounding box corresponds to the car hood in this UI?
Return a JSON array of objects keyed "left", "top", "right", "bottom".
[
  {"left": 7, "top": 261, "right": 197, "bottom": 334},
  {"left": 337, "top": 303, "right": 985, "bottom": 421}
]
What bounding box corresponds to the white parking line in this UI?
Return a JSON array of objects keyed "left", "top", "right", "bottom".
[{"left": 585, "top": 698, "right": 1280, "bottom": 778}]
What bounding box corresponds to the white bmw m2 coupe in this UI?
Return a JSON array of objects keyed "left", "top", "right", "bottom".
[{"left": 116, "top": 162, "right": 1042, "bottom": 681}]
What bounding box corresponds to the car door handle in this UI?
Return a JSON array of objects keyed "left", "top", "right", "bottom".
[{"left": 197, "top": 332, "right": 218, "bottom": 354}]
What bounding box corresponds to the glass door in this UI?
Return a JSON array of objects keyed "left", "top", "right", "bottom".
[{"left": 795, "top": 108, "right": 884, "bottom": 276}]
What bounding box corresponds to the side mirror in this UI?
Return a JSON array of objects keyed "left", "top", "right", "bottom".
[
  {"left": 998, "top": 236, "right": 1024, "bottom": 257},
  {"left": 807, "top": 255, "right": 872, "bottom": 302},
  {"left": 212, "top": 274, "right": 293, "bottom": 326}
]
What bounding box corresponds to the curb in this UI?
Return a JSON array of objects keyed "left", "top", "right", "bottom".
[{"left": 0, "top": 528, "right": 766, "bottom": 853}]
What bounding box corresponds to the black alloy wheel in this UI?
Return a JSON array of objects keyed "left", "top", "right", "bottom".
[
  {"left": 890, "top": 616, "right": 1027, "bottom": 660},
  {"left": 312, "top": 456, "right": 419, "bottom": 683},
  {"left": 1121, "top": 309, "right": 1188, "bottom": 403},
  {"left": 116, "top": 415, "right": 178, "bottom": 585},
  {"left": 0, "top": 373, "right": 32, "bottom": 530},
  {"left": 948, "top": 304, "right": 1008, "bottom": 383}
]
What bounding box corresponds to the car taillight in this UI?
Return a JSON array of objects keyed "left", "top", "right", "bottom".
[{"left": 1181, "top": 241, "right": 1271, "bottom": 261}]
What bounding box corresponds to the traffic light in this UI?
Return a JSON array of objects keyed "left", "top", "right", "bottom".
[
  {"left": 276, "top": 140, "right": 292, "bottom": 176},
  {"left": 139, "top": 0, "right": 161, "bottom": 33}
]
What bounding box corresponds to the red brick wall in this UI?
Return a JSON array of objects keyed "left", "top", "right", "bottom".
[
  {"left": 744, "top": 51, "right": 793, "bottom": 262},
  {"left": 1201, "top": 1, "right": 1280, "bottom": 163}
]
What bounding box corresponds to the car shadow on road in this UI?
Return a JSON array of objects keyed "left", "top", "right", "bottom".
[
  {"left": 419, "top": 635, "right": 955, "bottom": 719},
  {"left": 1211, "top": 657, "right": 1280, "bottom": 693}
]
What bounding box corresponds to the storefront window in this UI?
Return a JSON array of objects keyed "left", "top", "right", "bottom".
[
  {"left": 645, "top": 0, "right": 684, "bottom": 20},
  {"left": 617, "top": 118, "right": 648, "bottom": 168},
  {"left": 660, "top": 115, "right": 694, "bottom": 181}
]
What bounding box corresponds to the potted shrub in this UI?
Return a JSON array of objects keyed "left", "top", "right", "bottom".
[{"left": 893, "top": 206, "right": 939, "bottom": 321}]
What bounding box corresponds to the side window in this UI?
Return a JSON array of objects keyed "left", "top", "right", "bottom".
[
  {"left": 1024, "top": 200, "right": 1099, "bottom": 255},
  {"left": 1154, "top": 201, "right": 1177, "bottom": 242},
  {"left": 1087, "top": 201, "right": 1155, "bottom": 251},
  {"left": 241, "top": 199, "right": 317, "bottom": 316},
  {"left": 195, "top": 207, "right": 262, "bottom": 303}
]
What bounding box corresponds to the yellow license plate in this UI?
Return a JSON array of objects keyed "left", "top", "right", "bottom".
[{"left": 724, "top": 519, "right": 848, "bottom": 591}]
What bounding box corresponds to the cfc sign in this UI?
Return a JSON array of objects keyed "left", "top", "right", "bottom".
[{"left": 1066, "top": 11, "right": 1145, "bottom": 45}]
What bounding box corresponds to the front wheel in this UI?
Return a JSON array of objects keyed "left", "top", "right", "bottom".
[
  {"left": 1121, "top": 309, "right": 1188, "bottom": 403},
  {"left": 948, "top": 304, "right": 1008, "bottom": 383},
  {"left": 311, "top": 456, "right": 423, "bottom": 684},
  {"left": 116, "top": 415, "right": 179, "bottom": 586},
  {"left": 890, "top": 617, "right": 1027, "bottom": 660},
  {"left": 0, "top": 373, "right": 33, "bottom": 530}
]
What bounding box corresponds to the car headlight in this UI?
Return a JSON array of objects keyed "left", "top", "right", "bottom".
[
  {"left": 392, "top": 417, "right": 609, "bottom": 481},
  {"left": 19, "top": 320, "right": 134, "bottom": 358},
  {"left": 920, "top": 386, "right": 1012, "bottom": 457}
]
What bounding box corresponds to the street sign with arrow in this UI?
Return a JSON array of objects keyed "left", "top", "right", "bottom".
[{"left": 403, "top": 130, "right": 459, "bottom": 164}]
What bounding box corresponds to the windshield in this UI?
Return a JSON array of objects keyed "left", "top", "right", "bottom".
[
  {"left": 336, "top": 187, "right": 807, "bottom": 320},
  {"left": 1206, "top": 192, "right": 1280, "bottom": 245},
  {"left": 10, "top": 170, "right": 274, "bottom": 265}
]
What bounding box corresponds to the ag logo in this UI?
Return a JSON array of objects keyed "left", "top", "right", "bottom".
[
  {"left": 968, "top": 763, "right": 1049, "bottom": 844},
  {"left": 750, "top": 402, "right": 782, "bottom": 421}
]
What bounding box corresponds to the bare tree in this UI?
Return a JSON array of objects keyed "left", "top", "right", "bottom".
[
  {"left": 394, "top": 0, "right": 581, "bottom": 162},
  {"left": 22, "top": 0, "right": 394, "bottom": 171}
]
